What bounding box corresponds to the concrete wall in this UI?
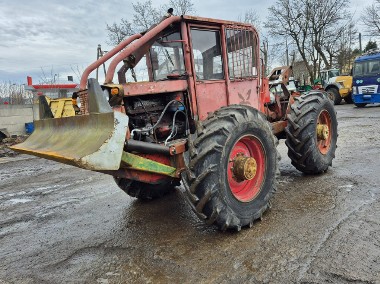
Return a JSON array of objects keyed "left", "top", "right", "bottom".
[{"left": 0, "top": 105, "right": 34, "bottom": 135}]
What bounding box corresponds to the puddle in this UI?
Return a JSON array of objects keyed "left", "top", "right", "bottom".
[
  {"left": 338, "top": 184, "right": 353, "bottom": 189},
  {"left": 338, "top": 184, "right": 354, "bottom": 192},
  {"left": 7, "top": 198, "right": 33, "bottom": 205}
]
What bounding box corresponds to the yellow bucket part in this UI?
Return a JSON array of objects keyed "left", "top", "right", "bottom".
[
  {"left": 45, "top": 97, "right": 76, "bottom": 118},
  {"left": 11, "top": 112, "right": 129, "bottom": 170}
]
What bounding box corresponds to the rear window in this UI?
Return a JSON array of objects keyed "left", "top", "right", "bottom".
[{"left": 225, "top": 27, "right": 257, "bottom": 80}]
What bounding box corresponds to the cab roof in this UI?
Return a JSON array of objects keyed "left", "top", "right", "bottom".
[
  {"left": 182, "top": 15, "right": 254, "bottom": 28},
  {"left": 355, "top": 51, "right": 380, "bottom": 62}
]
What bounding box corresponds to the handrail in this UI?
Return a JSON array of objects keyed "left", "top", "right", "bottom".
[
  {"left": 104, "top": 16, "right": 181, "bottom": 84},
  {"left": 79, "top": 34, "right": 142, "bottom": 90}
]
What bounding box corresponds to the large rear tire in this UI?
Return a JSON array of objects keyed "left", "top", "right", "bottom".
[
  {"left": 182, "top": 105, "right": 279, "bottom": 231},
  {"left": 285, "top": 92, "right": 338, "bottom": 174},
  {"left": 114, "top": 178, "right": 178, "bottom": 200}
]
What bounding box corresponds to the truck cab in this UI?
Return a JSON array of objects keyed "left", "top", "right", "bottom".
[
  {"left": 352, "top": 50, "right": 380, "bottom": 107},
  {"left": 320, "top": 69, "right": 353, "bottom": 105}
]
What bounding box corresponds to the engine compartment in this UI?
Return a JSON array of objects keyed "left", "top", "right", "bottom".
[{"left": 123, "top": 92, "right": 189, "bottom": 144}]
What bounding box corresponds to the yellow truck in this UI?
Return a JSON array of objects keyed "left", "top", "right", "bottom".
[{"left": 320, "top": 69, "right": 353, "bottom": 105}]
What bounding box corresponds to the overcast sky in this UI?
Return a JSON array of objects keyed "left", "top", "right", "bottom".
[{"left": 0, "top": 0, "right": 374, "bottom": 84}]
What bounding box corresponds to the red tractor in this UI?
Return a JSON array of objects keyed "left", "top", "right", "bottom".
[{"left": 12, "top": 12, "right": 337, "bottom": 231}]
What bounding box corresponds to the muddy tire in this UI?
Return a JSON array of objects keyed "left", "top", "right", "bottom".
[
  {"left": 114, "top": 178, "right": 178, "bottom": 200},
  {"left": 182, "top": 105, "right": 279, "bottom": 231},
  {"left": 285, "top": 92, "right": 338, "bottom": 174},
  {"left": 327, "top": 88, "right": 342, "bottom": 105}
]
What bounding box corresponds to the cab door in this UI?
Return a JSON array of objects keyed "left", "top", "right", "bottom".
[{"left": 189, "top": 26, "right": 228, "bottom": 120}]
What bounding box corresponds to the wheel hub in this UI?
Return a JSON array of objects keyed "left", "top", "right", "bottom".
[
  {"left": 232, "top": 153, "right": 257, "bottom": 182},
  {"left": 228, "top": 135, "right": 265, "bottom": 202},
  {"left": 317, "top": 124, "right": 329, "bottom": 140}
]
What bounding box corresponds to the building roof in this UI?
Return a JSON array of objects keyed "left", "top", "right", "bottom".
[{"left": 25, "top": 76, "right": 79, "bottom": 92}]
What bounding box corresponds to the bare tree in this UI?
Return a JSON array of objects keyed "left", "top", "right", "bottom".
[
  {"left": 238, "top": 9, "right": 261, "bottom": 30},
  {"left": 106, "top": 0, "right": 196, "bottom": 45},
  {"left": 164, "top": 0, "right": 196, "bottom": 15},
  {"left": 266, "top": 0, "right": 313, "bottom": 79},
  {"left": 362, "top": 0, "right": 380, "bottom": 36},
  {"left": 265, "top": 0, "right": 353, "bottom": 81},
  {"left": 39, "top": 66, "right": 60, "bottom": 85},
  {"left": 0, "top": 81, "right": 33, "bottom": 105},
  {"left": 327, "top": 19, "right": 357, "bottom": 73},
  {"left": 132, "top": 1, "right": 162, "bottom": 31},
  {"left": 106, "top": 20, "right": 134, "bottom": 46},
  {"left": 307, "top": 0, "right": 347, "bottom": 69},
  {"left": 70, "top": 65, "right": 84, "bottom": 82},
  {"left": 106, "top": 1, "right": 159, "bottom": 45}
]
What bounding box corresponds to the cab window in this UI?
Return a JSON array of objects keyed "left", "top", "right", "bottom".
[
  {"left": 150, "top": 31, "right": 185, "bottom": 80},
  {"left": 190, "top": 29, "right": 223, "bottom": 80},
  {"left": 225, "top": 28, "right": 256, "bottom": 79}
]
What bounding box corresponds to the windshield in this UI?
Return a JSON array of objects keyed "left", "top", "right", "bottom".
[
  {"left": 354, "top": 60, "right": 380, "bottom": 77},
  {"left": 320, "top": 69, "right": 339, "bottom": 85},
  {"left": 328, "top": 69, "right": 340, "bottom": 78},
  {"left": 150, "top": 31, "right": 185, "bottom": 80}
]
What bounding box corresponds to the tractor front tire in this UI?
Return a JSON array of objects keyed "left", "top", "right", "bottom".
[
  {"left": 286, "top": 92, "right": 338, "bottom": 174},
  {"left": 327, "top": 88, "right": 342, "bottom": 105},
  {"left": 114, "top": 178, "right": 178, "bottom": 200},
  {"left": 183, "top": 105, "right": 279, "bottom": 231}
]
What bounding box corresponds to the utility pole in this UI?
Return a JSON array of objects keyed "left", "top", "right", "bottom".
[
  {"left": 265, "top": 41, "right": 268, "bottom": 70},
  {"left": 261, "top": 40, "right": 269, "bottom": 75},
  {"left": 359, "top": 33, "right": 362, "bottom": 53},
  {"left": 96, "top": 44, "right": 107, "bottom": 80},
  {"left": 286, "top": 37, "right": 289, "bottom": 66}
]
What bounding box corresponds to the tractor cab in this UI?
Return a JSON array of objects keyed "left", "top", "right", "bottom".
[{"left": 102, "top": 16, "right": 268, "bottom": 121}]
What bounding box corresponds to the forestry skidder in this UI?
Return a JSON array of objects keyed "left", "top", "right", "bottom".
[{"left": 12, "top": 12, "right": 338, "bottom": 231}]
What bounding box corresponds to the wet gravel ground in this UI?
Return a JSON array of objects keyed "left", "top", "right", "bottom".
[{"left": 0, "top": 104, "right": 379, "bottom": 283}]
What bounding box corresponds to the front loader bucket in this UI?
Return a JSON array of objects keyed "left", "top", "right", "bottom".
[{"left": 11, "top": 79, "right": 129, "bottom": 170}]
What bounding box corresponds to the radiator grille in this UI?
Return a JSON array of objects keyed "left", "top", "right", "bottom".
[{"left": 358, "top": 85, "right": 378, "bottom": 94}]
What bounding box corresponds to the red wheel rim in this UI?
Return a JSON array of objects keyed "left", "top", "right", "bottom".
[
  {"left": 317, "top": 110, "right": 332, "bottom": 154},
  {"left": 227, "top": 135, "right": 266, "bottom": 202}
]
